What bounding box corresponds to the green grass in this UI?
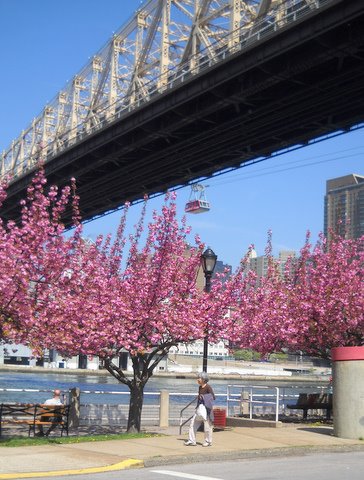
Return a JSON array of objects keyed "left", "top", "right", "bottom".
[{"left": 0, "top": 432, "right": 160, "bottom": 447}]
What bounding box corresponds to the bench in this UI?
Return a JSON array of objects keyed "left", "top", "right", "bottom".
[
  {"left": 0, "top": 403, "right": 70, "bottom": 437},
  {"left": 286, "top": 393, "right": 333, "bottom": 419}
]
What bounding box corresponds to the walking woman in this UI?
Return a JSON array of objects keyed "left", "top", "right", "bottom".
[{"left": 184, "top": 372, "right": 215, "bottom": 447}]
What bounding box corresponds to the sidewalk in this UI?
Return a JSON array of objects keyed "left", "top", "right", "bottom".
[{"left": 1, "top": 425, "right": 363, "bottom": 479}]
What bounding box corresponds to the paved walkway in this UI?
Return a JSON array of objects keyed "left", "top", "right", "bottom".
[{"left": 0, "top": 425, "right": 363, "bottom": 479}]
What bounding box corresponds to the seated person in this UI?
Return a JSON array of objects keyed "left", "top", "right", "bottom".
[{"left": 36, "top": 389, "right": 63, "bottom": 437}]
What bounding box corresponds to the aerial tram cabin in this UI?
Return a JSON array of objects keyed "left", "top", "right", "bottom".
[{"left": 185, "top": 184, "right": 210, "bottom": 214}]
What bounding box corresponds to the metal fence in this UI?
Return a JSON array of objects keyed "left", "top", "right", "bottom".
[
  {"left": 226, "top": 384, "right": 332, "bottom": 422},
  {"left": 1, "top": 382, "right": 332, "bottom": 428}
]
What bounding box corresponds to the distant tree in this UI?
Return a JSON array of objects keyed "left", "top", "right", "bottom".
[
  {"left": 269, "top": 352, "right": 288, "bottom": 362},
  {"left": 233, "top": 349, "right": 253, "bottom": 361},
  {"left": 233, "top": 349, "right": 262, "bottom": 362}
]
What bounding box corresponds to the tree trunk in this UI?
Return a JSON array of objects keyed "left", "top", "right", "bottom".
[
  {"left": 127, "top": 381, "right": 145, "bottom": 433},
  {"left": 104, "top": 349, "right": 170, "bottom": 433}
]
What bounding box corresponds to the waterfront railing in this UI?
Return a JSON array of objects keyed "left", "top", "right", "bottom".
[{"left": 0, "top": 383, "right": 332, "bottom": 429}]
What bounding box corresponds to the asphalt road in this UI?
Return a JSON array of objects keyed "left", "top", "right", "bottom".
[{"left": 50, "top": 451, "right": 364, "bottom": 480}]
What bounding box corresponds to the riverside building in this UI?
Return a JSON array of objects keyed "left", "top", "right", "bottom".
[
  {"left": 324, "top": 173, "right": 364, "bottom": 241},
  {"left": 247, "top": 249, "right": 296, "bottom": 279}
]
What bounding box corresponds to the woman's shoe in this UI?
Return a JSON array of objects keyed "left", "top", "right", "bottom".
[
  {"left": 184, "top": 440, "right": 196, "bottom": 446},
  {"left": 202, "top": 441, "right": 212, "bottom": 447}
]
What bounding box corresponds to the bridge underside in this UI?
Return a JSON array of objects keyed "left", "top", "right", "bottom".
[{"left": 2, "top": 0, "right": 364, "bottom": 226}]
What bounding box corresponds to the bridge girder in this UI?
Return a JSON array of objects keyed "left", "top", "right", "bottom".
[{"left": 1, "top": 0, "right": 290, "bottom": 179}]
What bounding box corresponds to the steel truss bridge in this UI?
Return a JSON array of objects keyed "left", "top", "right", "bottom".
[{"left": 1, "top": 0, "right": 364, "bottom": 225}]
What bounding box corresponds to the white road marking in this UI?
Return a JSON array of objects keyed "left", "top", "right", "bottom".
[{"left": 150, "top": 470, "right": 223, "bottom": 480}]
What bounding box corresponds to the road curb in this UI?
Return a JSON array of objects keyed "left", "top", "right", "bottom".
[
  {"left": 0, "top": 459, "right": 143, "bottom": 479},
  {"left": 143, "top": 444, "right": 364, "bottom": 468}
]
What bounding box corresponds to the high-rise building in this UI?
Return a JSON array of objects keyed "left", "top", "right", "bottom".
[
  {"left": 324, "top": 174, "right": 364, "bottom": 240},
  {"left": 248, "top": 250, "right": 296, "bottom": 279}
]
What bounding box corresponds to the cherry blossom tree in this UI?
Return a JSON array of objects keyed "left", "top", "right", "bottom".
[
  {"left": 0, "top": 169, "right": 77, "bottom": 344},
  {"left": 30, "top": 193, "right": 233, "bottom": 432},
  {"left": 224, "top": 230, "right": 364, "bottom": 359},
  {"left": 285, "top": 232, "right": 364, "bottom": 357},
  {"left": 0, "top": 170, "right": 232, "bottom": 432},
  {"left": 223, "top": 234, "right": 300, "bottom": 356}
]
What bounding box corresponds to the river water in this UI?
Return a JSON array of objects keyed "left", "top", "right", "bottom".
[{"left": 0, "top": 370, "right": 330, "bottom": 408}]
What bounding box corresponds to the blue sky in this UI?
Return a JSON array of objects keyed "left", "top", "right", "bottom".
[{"left": 1, "top": 0, "right": 363, "bottom": 269}]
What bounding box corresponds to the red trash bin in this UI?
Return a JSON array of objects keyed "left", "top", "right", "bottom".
[{"left": 213, "top": 408, "right": 226, "bottom": 428}]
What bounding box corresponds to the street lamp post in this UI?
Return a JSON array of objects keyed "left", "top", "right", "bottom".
[{"left": 201, "top": 247, "right": 217, "bottom": 372}]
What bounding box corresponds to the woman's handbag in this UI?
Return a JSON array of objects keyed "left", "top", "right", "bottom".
[{"left": 196, "top": 403, "right": 207, "bottom": 421}]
